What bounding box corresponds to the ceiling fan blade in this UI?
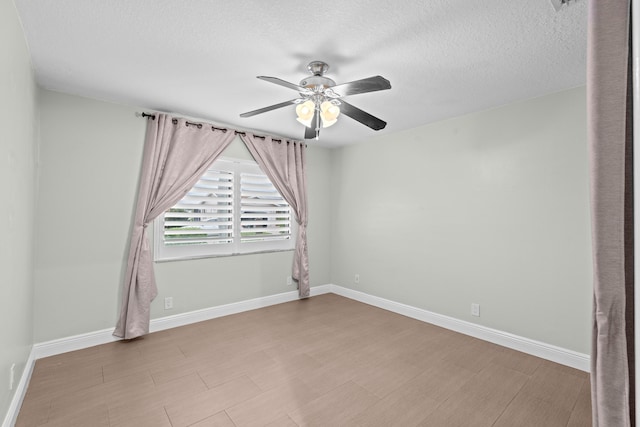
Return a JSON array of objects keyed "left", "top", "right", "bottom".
[
  {"left": 327, "top": 76, "right": 391, "bottom": 98},
  {"left": 339, "top": 101, "right": 387, "bottom": 131},
  {"left": 304, "top": 124, "right": 317, "bottom": 140},
  {"left": 304, "top": 109, "right": 318, "bottom": 140},
  {"left": 240, "top": 99, "right": 301, "bottom": 118},
  {"left": 257, "top": 76, "right": 311, "bottom": 94}
]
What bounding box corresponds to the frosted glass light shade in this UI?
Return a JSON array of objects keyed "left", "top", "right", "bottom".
[
  {"left": 296, "top": 100, "right": 315, "bottom": 127},
  {"left": 320, "top": 101, "right": 340, "bottom": 128}
]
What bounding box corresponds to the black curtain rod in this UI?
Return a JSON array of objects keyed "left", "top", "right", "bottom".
[{"left": 140, "top": 112, "right": 299, "bottom": 144}]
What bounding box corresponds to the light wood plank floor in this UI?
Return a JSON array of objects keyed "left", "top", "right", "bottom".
[{"left": 16, "top": 294, "right": 591, "bottom": 426}]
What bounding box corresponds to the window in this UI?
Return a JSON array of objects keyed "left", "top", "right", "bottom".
[{"left": 154, "top": 158, "right": 295, "bottom": 261}]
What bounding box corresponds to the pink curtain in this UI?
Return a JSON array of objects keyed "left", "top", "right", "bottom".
[
  {"left": 588, "top": 0, "right": 634, "bottom": 425},
  {"left": 240, "top": 134, "right": 309, "bottom": 298},
  {"left": 114, "top": 114, "right": 235, "bottom": 339}
]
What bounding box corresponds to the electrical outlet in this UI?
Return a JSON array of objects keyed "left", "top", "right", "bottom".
[
  {"left": 354, "top": 274, "right": 360, "bottom": 284},
  {"left": 164, "top": 297, "right": 173, "bottom": 310},
  {"left": 9, "top": 363, "right": 15, "bottom": 391},
  {"left": 471, "top": 303, "right": 480, "bottom": 317},
  {"left": 286, "top": 276, "right": 293, "bottom": 286}
]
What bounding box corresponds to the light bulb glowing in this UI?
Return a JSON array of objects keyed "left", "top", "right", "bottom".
[
  {"left": 320, "top": 101, "right": 340, "bottom": 128},
  {"left": 295, "top": 100, "right": 315, "bottom": 127}
]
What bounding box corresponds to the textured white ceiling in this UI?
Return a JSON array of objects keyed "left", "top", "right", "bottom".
[{"left": 14, "top": 0, "right": 587, "bottom": 147}]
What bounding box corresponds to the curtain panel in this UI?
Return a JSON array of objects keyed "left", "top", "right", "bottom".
[
  {"left": 588, "top": 0, "right": 634, "bottom": 425},
  {"left": 240, "top": 134, "right": 310, "bottom": 298},
  {"left": 114, "top": 114, "right": 235, "bottom": 339}
]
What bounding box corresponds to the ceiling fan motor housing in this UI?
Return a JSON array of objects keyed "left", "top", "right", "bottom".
[
  {"left": 300, "top": 61, "right": 335, "bottom": 91},
  {"left": 299, "top": 75, "right": 336, "bottom": 90}
]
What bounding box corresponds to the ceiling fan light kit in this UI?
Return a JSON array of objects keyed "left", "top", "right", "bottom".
[{"left": 240, "top": 60, "right": 391, "bottom": 140}]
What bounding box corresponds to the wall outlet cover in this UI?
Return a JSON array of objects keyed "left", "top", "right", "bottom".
[{"left": 471, "top": 303, "right": 480, "bottom": 317}]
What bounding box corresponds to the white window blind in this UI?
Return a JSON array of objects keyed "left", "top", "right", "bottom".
[
  {"left": 240, "top": 172, "right": 291, "bottom": 244},
  {"left": 154, "top": 158, "right": 295, "bottom": 261},
  {"left": 163, "top": 169, "right": 234, "bottom": 246}
]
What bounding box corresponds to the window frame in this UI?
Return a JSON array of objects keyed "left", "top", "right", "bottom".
[{"left": 153, "top": 157, "right": 296, "bottom": 262}]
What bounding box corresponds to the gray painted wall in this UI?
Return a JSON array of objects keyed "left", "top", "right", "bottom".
[
  {"left": 330, "top": 87, "right": 592, "bottom": 354},
  {"left": 34, "top": 90, "right": 333, "bottom": 342},
  {"left": 34, "top": 91, "right": 147, "bottom": 341},
  {"left": 29, "top": 86, "right": 593, "bottom": 355},
  {"left": 0, "top": 0, "right": 38, "bottom": 420}
]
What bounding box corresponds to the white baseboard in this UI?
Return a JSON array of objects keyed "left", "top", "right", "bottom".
[
  {"left": 30, "top": 282, "right": 588, "bottom": 371},
  {"left": 6, "top": 283, "right": 588, "bottom": 426},
  {"left": 149, "top": 284, "right": 331, "bottom": 333},
  {"left": 2, "top": 352, "right": 35, "bottom": 427},
  {"left": 330, "top": 284, "right": 590, "bottom": 372},
  {"left": 32, "top": 327, "right": 121, "bottom": 360}
]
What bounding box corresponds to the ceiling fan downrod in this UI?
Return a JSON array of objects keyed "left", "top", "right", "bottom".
[{"left": 307, "top": 60, "right": 329, "bottom": 76}]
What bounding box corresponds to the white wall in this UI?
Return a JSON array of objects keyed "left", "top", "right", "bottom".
[
  {"left": 0, "top": 0, "right": 38, "bottom": 421},
  {"left": 330, "top": 87, "right": 592, "bottom": 354},
  {"left": 34, "top": 90, "right": 333, "bottom": 342}
]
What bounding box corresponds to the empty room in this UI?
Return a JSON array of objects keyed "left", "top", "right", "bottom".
[{"left": 2, "top": 0, "right": 634, "bottom": 426}]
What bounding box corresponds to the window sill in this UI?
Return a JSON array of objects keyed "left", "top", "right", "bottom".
[{"left": 154, "top": 247, "right": 295, "bottom": 263}]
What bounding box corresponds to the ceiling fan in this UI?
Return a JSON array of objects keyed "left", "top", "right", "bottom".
[{"left": 240, "top": 61, "right": 391, "bottom": 140}]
